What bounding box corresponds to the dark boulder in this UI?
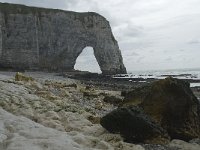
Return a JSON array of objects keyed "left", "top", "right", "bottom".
[
  {"left": 100, "top": 106, "right": 169, "bottom": 144},
  {"left": 123, "top": 77, "right": 200, "bottom": 141}
]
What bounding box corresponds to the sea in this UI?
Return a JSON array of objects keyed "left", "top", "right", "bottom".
[{"left": 113, "top": 68, "right": 200, "bottom": 88}]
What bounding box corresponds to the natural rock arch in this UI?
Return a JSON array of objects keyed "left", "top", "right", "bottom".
[
  {"left": 0, "top": 3, "right": 127, "bottom": 75},
  {"left": 74, "top": 46, "right": 101, "bottom": 73}
]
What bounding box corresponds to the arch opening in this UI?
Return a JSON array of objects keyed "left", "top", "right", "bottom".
[{"left": 74, "top": 47, "right": 102, "bottom": 73}]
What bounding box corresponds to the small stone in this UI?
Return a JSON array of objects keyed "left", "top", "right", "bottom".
[
  {"left": 95, "top": 100, "right": 103, "bottom": 110},
  {"left": 15, "top": 72, "right": 34, "bottom": 82},
  {"left": 189, "top": 138, "right": 200, "bottom": 145},
  {"left": 87, "top": 115, "right": 100, "bottom": 124},
  {"left": 0, "top": 134, "right": 7, "bottom": 143}
]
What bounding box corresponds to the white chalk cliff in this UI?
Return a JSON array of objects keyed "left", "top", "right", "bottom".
[{"left": 0, "top": 3, "right": 126, "bottom": 74}]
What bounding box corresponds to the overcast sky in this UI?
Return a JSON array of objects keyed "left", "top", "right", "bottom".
[{"left": 1, "top": 0, "right": 200, "bottom": 72}]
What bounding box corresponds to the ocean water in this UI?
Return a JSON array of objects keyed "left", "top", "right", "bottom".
[{"left": 113, "top": 68, "right": 200, "bottom": 87}]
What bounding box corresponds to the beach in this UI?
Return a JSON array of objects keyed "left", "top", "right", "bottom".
[{"left": 0, "top": 71, "right": 200, "bottom": 150}]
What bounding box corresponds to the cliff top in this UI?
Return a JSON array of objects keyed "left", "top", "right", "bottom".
[{"left": 0, "top": 2, "right": 105, "bottom": 19}]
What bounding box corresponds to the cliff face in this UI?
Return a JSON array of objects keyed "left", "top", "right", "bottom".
[{"left": 0, "top": 3, "right": 126, "bottom": 74}]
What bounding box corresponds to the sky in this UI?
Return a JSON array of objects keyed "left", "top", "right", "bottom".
[{"left": 0, "top": 0, "right": 200, "bottom": 73}]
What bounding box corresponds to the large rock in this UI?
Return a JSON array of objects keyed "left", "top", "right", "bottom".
[
  {"left": 0, "top": 2, "right": 126, "bottom": 75},
  {"left": 123, "top": 77, "right": 200, "bottom": 141},
  {"left": 100, "top": 106, "right": 169, "bottom": 144}
]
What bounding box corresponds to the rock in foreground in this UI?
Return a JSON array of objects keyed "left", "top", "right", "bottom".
[
  {"left": 101, "top": 77, "right": 200, "bottom": 144},
  {"left": 140, "top": 77, "right": 200, "bottom": 141},
  {"left": 100, "top": 106, "right": 169, "bottom": 144},
  {"left": 0, "top": 108, "right": 85, "bottom": 150}
]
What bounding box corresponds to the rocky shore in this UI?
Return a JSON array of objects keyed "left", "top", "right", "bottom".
[{"left": 0, "top": 71, "right": 200, "bottom": 150}]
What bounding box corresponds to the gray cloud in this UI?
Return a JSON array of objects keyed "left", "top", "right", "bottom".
[
  {"left": 188, "top": 39, "right": 200, "bottom": 45},
  {"left": 165, "top": 57, "right": 172, "bottom": 61},
  {"left": 132, "top": 52, "right": 140, "bottom": 56}
]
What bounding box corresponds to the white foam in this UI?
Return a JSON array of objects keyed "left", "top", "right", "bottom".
[
  {"left": 190, "top": 83, "right": 200, "bottom": 87},
  {"left": 113, "top": 69, "right": 200, "bottom": 82}
]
